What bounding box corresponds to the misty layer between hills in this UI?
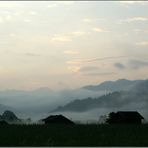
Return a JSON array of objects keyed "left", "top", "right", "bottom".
[{"left": 0, "top": 79, "right": 148, "bottom": 122}]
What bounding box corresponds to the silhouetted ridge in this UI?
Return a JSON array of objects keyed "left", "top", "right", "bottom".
[
  {"left": 82, "top": 79, "right": 144, "bottom": 92},
  {"left": 50, "top": 79, "right": 148, "bottom": 113}
]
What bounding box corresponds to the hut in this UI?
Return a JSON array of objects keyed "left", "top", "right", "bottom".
[
  {"left": 106, "top": 111, "right": 144, "bottom": 124},
  {"left": 42, "top": 114, "right": 75, "bottom": 125}
]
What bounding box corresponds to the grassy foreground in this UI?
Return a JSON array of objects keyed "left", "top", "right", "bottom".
[{"left": 0, "top": 124, "right": 148, "bottom": 146}]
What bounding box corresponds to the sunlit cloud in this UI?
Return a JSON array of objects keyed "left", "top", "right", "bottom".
[
  {"left": 83, "top": 18, "right": 93, "bottom": 23},
  {"left": 47, "top": 3, "right": 57, "bottom": 8},
  {"left": 67, "top": 66, "right": 80, "bottom": 73},
  {"left": 9, "top": 33, "right": 16, "bottom": 37},
  {"left": 66, "top": 60, "right": 81, "bottom": 65},
  {"left": 29, "top": 11, "right": 37, "bottom": 15},
  {"left": 50, "top": 31, "right": 88, "bottom": 43},
  {"left": 71, "top": 31, "right": 88, "bottom": 37},
  {"left": 64, "top": 50, "right": 79, "bottom": 55},
  {"left": 136, "top": 41, "right": 148, "bottom": 46},
  {"left": 83, "top": 18, "right": 104, "bottom": 23},
  {"left": 67, "top": 56, "right": 125, "bottom": 65},
  {"left": 0, "top": 14, "right": 16, "bottom": 23},
  {"left": 124, "top": 17, "right": 148, "bottom": 22},
  {"left": 92, "top": 27, "right": 107, "bottom": 33},
  {"left": 51, "top": 34, "right": 72, "bottom": 42}
]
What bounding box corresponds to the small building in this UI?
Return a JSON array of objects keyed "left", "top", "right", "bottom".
[
  {"left": 42, "top": 114, "right": 75, "bottom": 125},
  {"left": 106, "top": 111, "right": 144, "bottom": 124}
]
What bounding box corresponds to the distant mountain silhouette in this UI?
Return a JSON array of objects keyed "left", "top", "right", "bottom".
[
  {"left": 0, "top": 110, "right": 20, "bottom": 123},
  {"left": 50, "top": 79, "right": 148, "bottom": 113},
  {"left": 82, "top": 79, "right": 143, "bottom": 92}
]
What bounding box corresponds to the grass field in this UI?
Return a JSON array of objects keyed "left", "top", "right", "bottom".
[{"left": 0, "top": 124, "right": 148, "bottom": 146}]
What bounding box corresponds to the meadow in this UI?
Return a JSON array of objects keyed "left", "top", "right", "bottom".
[{"left": 0, "top": 124, "right": 148, "bottom": 146}]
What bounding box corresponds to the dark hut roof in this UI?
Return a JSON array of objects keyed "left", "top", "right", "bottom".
[
  {"left": 42, "top": 115, "right": 74, "bottom": 124},
  {"left": 116, "top": 111, "right": 144, "bottom": 119}
]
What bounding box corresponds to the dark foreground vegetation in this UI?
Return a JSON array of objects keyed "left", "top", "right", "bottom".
[{"left": 1, "top": 124, "right": 148, "bottom": 146}]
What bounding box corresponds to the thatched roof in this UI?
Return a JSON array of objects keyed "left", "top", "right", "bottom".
[
  {"left": 42, "top": 115, "right": 74, "bottom": 124},
  {"left": 116, "top": 111, "right": 144, "bottom": 119}
]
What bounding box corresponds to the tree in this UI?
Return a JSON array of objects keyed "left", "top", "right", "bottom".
[{"left": 106, "top": 112, "right": 116, "bottom": 123}]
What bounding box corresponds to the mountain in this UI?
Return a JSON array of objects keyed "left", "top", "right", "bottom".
[
  {"left": 0, "top": 110, "right": 21, "bottom": 123},
  {"left": 50, "top": 79, "right": 148, "bottom": 115},
  {"left": 0, "top": 79, "right": 147, "bottom": 121},
  {"left": 50, "top": 92, "right": 122, "bottom": 113},
  {"left": 2, "top": 110, "right": 19, "bottom": 122},
  {"left": 82, "top": 79, "right": 143, "bottom": 92},
  {"left": 0, "top": 86, "right": 107, "bottom": 120}
]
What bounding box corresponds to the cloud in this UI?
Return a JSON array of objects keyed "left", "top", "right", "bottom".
[
  {"left": 24, "top": 53, "right": 41, "bottom": 57},
  {"left": 67, "top": 56, "right": 126, "bottom": 65},
  {"left": 51, "top": 34, "right": 72, "bottom": 42},
  {"left": 29, "top": 11, "right": 37, "bottom": 15},
  {"left": 118, "top": 17, "right": 148, "bottom": 24},
  {"left": 78, "top": 66, "right": 114, "bottom": 76},
  {"left": 67, "top": 66, "right": 80, "bottom": 73},
  {"left": 79, "top": 66, "right": 99, "bottom": 72},
  {"left": 67, "top": 65, "right": 113, "bottom": 76},
  {"left": 47, "top": 1, "right": 74, "bottom": 8},
  {"left": 71, "top": 31, "right": 88, "bottom": 37},
  {"left": 0, "top": 14, "right": 15, "bottom": 23},
  {"left": 0, "top": 2, "right": 18, "bottom": 8},
  {"left": 114, "top": 63, "right": 126, "bottom": 70},
  {"left": 83, "top": 18, "right": 104, "bottom": 23},
  {"left": 47, "top": 3, "right": 57, "bottom": 8},
  {"left": 83, "top": 18, "right": 93, "bottom": 23},
  {"left": 92, "top": 27, "right": 107, "bottom": 33},
  {"left": 136, "top": 41, "right": 148, "bottom": 46},
  {"left": 55, "top": 1, "right": 75, "bottom": 5},
  {"left": 24, "top": 19, "right": 32, "bottom": 23},
  {"left": 66, "top": 60, "right": 82, "bottom": 65},
  {"left": 9, "top": 33, "right": 16, "bottom": 37},
  {"left": 0, "top": 16, "right": 4, "bottom": 23},
  {"left": 114, "top": 59, "right": 148, "bottom": 70},
  {"left": 64, "top": 50, "right": 79, "bottom": 55},
  {"left": 119, "top": 1, "right": 148, "bottom": 6},
  {"left": 50, "top": 31, "right": 88, "bottom": 43},
  {"left": 124, "top": 17, "right": 148, "bottom": 22},
  {"left": 128, "top": 59, "right": 148, "bottom": 69},
  {"left": 84, "top": 72, "right": 114, "bottom": 77}
]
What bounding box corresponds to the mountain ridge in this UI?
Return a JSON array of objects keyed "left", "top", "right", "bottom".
[{"left": 50, "top": 79, "right": 148, "bottom": 113}]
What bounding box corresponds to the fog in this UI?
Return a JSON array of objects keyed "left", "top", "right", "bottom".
[
  {"left": 0, "top": 87, "right": 107, "bottom": 121},
  {"left": 1, "top": 79, "right": 148, "bottom": 123}
]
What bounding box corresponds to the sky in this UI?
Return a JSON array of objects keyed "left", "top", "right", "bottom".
[{"left": 0, "top": 1, "right": 148, "bottom": 90}]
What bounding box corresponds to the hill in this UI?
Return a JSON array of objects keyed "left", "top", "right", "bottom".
[
  {"left": 0, "top": 110, "right": 20, "bottom": 123},
  {"left": 82, "top": 79, "right": 143, "bottom": 92},
  {"left": 50, "top": 80, "right": 148, "bottom": 118}
]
